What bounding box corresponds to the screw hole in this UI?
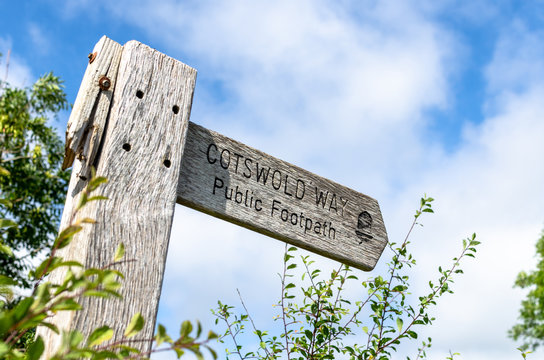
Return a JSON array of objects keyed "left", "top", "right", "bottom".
[
  {"left": 122, "top": 143, "right": 131, "bottom": 152},
  {"left": 163, "top": 159, "right": 171, "bottom": 168},
  {"left": 172, "top": 105, "right": 180, "bottom": 114},
  {"left": 136, "top": 90, "right": 144, "bottom": 99}
]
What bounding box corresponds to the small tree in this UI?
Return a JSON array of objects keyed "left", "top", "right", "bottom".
[
  {"left": 0, "top": 173, "right": 218, "bottom": 359},
  {"left": 0, "top": 61, "right": 69, "bottom": 288},
  {"left": 214, "top": 197, "right": 480, "bottom": 359},
  {"left": 509, "top": 228, "right": 544, "bottom": 351}
]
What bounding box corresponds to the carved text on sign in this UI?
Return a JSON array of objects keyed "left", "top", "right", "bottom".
[
  {"left": 177, "top": 122, "right": 388, "bottom": 271},
  {"left": 202, "top": 142, "right": 354, "bottom": 242}
]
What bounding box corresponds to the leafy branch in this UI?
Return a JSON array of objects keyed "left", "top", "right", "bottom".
[
  {"left": 0, "top": 173, "right": 217, "bottom": 360},
  {"left": 213, "top": 195, "right": 480, "bottom": 360}
]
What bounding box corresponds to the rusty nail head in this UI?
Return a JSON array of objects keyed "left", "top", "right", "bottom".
[
  {"left": 98, "top": 76, "right": 111, "bottom": 91},
  {"left": 88, "top": 52, "right": 97, "bottom": 64}
]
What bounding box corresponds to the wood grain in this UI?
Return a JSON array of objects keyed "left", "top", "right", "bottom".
[
  {"left": 178, "top": 122, "right": 388, "bottom": 271},
  {"left": 42, "top": 39, "right": 196, "bottom": 357},
  {"left": 63, "top": 35, "right": 123, "bottom": 178}
]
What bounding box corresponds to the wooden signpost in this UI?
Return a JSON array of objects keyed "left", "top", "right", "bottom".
[
  {"left": 42, "top": 36, "right": 388, "bottom": 356},
  {"left": 178, "top": 122, "right": 388, "bottom": 270}
]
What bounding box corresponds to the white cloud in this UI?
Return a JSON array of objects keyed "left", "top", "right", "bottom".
[
  {"left": 398, "top": 20, "right": 544, "bottom": 359},
  {"left": 117, "top": 0, "right": 461, "bottom": 203},
  {"left": 484, "top": 21, "right": 544, "bottom": 111},
  {"left": 27, "top": 23, "right": 51, "bottom": 55}
]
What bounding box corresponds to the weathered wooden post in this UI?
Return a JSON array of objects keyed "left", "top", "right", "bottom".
[
  {"left": 41, "top": 36, "right": 197, "bottom": 357},
  {"left": 43, "top": 35, "right": 388, "bottom": 356}
]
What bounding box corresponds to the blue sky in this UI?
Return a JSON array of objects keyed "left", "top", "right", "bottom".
[{"left": 2, "top": 1, "right": 544, "bottom": 359}]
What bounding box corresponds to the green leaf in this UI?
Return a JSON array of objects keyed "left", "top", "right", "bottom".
[
  {"left": 0, "top": 219, "right": 16, "bottom": 229},
  {"left": 61, "top": 330, "right": 84, "bottom": 349},
  {"left": 116, "top": 344, "right": 140, "bottom": 355},
  {"left": 187, "top": 347, "right": 204, "bottom": 360},
  {"left": 174, "top": 348, "right": 185, "bottom": 358},
  {"left": 0, "top": 274, "right": 17, "bottom": 287},
  {"left": 114, "top": 243, "right": 125, "bottom": 262},
  {"left": 78, "top": 217, "right": 97, "bottom": 224},
  {"left": 156, "top": 324, "right": 172, "bottom": 346},
  {"left": 396, "top": 317, "right": 403, "bottom": 332},
  {"left": 37, "top": 321, "right": 60, "bottom": 334},
  {"left": 57, "top": 225, "right": 82, "bottom": 240},
  {"left": 87, "top": 325, "right": 114, "bottom": 347},
  {"left": 180, "top": 320, "right": 193, "bottom": 338},
  {"left": 77, "top": 194, "right": 89, "bottom": 210},
  {"left": 0, "top": 243, "right": 13, "bottom": 256},
  {"left": 48, "top": 258, "right": 83, "bottom": 274},
  {"left": 206, "top": 345, "right": 218, "bottom": 359},
  {"left": 55, "top": 225, "right": 82, "bottom": 249},
  {"left": 124, "top": 313, "right": 145, "bottom": 338},
  {"left": 93, "top": 350, "right": 120, "bottom": 360},
  {"left": 0, "top": 341, "right": 10, "bottom": 357},
  {"left": 26, "top": 336, "right": 44, "bottom": 360},
  {"left": 83, "top": 290, "right": 111, "bottom": 298},
  {"left": 88, "top": 176, "right": 108, "bottom": 191},
  {"left": 59, "top": 260, "right": 84, "bottom": 268},
  {"left": 0, "top": 199, "right": 12, "bottom": 208},
  {"left": 51, "top": 298, "right": 82, "bottom": 312},
  {"left": 87, "top": 195, "right": 109, "bottom": 202},
  {"left": 33, "top": 256, "right": 62, "bottom": 279},
  {"left": 13, "top": 297, "right": 34, "bottom": 322}
]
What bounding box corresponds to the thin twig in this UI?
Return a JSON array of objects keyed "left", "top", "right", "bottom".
[
  {"left": 301, "top": 256, "right": 322, "bottom": 358},
  {"left": 236, "top": 288, "right": 274, "bottom": 359},
  {"left": 375, "top": 239, "right": 473, "bottom": 355},
  {"left": 222, "top": 311, "right": 246, "bottom": 360},
  {"left": 280, "top": 244, "right": 292, "bottom": 359}
]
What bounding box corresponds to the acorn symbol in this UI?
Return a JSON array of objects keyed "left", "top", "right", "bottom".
[{"left": 355, "top": 211, "right": 373, "bottom": 244}]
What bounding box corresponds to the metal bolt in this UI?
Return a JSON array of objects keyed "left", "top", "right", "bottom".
[
  {"left": 88, "top": 52, "right": 97, "bottom": 64},
  {"left": 98, "top": 76, "right": 111, "bottom": 91}
]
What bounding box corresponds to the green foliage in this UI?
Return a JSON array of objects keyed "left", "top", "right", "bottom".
[
  {"left": 510, "top": 229, "right": 544, "bottom": 350},
  {"left": 0, "top": 174, "right": 217, "bottom": 359},
  {"left": 518, "top": 347, "right": 533, "bottom": 359},
  {"left": 214, "top": 196, "right": 480, "bottom": 359},
  {"left": 0, "top": 70, "right": 69, "bottom": 288}
]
